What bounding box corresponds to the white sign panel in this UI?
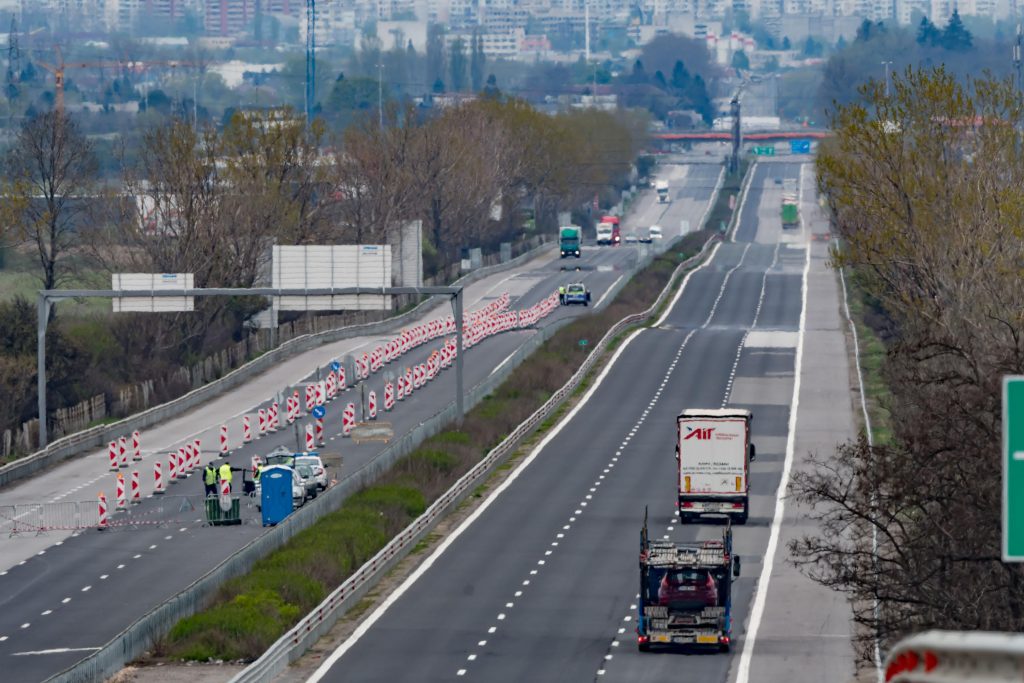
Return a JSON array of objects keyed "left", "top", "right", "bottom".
[
  {"left": 112, "top": 273, "right": 195, "bottom": 312},
  {"left": 272, "top": 245, "right": 392, "bottom": 311}
]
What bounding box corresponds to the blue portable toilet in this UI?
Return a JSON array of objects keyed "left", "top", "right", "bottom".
[{"left": 260, "top": 465, "right": 294, "bottom": 526}]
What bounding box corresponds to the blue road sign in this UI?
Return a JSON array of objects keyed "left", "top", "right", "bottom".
[
  {"left": 790, "top": 139, "right": 811, "bottom": 154},
  {"left": 312, "top": 406, "right": 326, "bottom": 419},
  {"left": 330, "top": 361, "right": 341, "bottom": 372}
]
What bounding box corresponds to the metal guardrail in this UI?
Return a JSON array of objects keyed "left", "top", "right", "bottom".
[
  {"left": 0, "top": 242, "right": 555, "bottom": 491},
  {"left": 884, "top": 631, "right": 1024, "bottom": 682},
  {"left": 228, "top": 235, "right": 720, "bottom": 683},
  {"left": 0, "top": 495, "right": 212, "bottom": 536}
]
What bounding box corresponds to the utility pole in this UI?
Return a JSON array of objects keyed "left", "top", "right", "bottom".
[
  {"left": 305, "top": 0, "right": 316, "bottom": 125},
  {"left": 1014, "top": 24, "right": 1023, "bottom": 95},
  {"left": 378, "top": 60, "right": 383, "bottom": 129},
  {"left": 881, "top": 60, "right": 892, "bottom": 98},
  {"left": 584, "top": 0, "right": 590, "bottom": 62}
]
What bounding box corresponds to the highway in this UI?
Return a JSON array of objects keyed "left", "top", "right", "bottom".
[
  {"left": 305, "top": 161, "right": 856, "bottom": 683},
  {"left": 0, "top": 164, "right": 721, "bottom": 681}
]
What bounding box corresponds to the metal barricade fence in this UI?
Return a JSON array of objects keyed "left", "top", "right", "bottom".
[{"left": 0, "top": 496, "right": 223, "bottom": 536}]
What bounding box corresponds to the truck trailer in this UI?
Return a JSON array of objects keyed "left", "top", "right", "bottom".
[
  {"left": 637, "top": 509, "right": 740, "bottom": 652},
  {"left": 676, "top": 409, "right": 755, "bottom": 524},
  {"left": 559, "top": 225, "right": 582, "bottom": 258}
]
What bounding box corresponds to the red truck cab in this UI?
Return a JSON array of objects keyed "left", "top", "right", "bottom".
[{"left": 601, "top": 215, "right": 621, "bottom": 245}]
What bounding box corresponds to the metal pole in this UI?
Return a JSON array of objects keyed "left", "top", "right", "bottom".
[
  {"left": 882, "top": 61, "right": 892, "bottom": 98},
  {"left": 378, "top": 61, "right": 383, "bottom": 130},
  {"left": 36, "top": 295, "right": 50, "bottom": 448},
  {"left": 453, "top": 291, "right": 464, "bottom": 423}
]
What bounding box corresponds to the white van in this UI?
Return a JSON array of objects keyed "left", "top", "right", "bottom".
[{"left": 649, "top": 225, "right": 663, "bottom": 241}]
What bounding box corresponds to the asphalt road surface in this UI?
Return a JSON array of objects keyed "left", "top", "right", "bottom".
[
  {"left": 306, "top": 161, "right": 857, "bottom": 683},
  {"left": 0, "top": 164, "right": 720, "bottom": 682}
]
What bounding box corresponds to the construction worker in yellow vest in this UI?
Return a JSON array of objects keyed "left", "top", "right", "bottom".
[
  {"left": 218, "top": 461, "right": 233, "bottom": 493},
  {"left": 203, "top": 464, "right": 217, "bottom": 497},
  {"left": 559, "top": 285, "right": 566, "bottom": 305}
]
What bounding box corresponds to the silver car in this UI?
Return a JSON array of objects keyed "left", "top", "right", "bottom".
[{"left": 294, "top": 454, "right": 328, "bottom": 491}]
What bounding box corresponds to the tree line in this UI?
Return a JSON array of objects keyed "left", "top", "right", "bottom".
[
  {"left": 792, "top": 68, "right": 1024, "bottom": 666},
  {"left": 0, "top": 101, "right": 644, "bottom": 448}
]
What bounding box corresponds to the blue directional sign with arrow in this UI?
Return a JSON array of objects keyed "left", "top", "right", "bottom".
[{"left": 312, "top": 406, "right": 326, "bottom": 419}]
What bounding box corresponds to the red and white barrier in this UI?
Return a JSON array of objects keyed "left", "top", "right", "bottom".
[
  {"left": 342, "top": 403, "right": 355, "bottom": 437},
  {"left": 168, "top": 453, "right": 178, "bottom": 483},
  {"left": 176, "top": 448, "right": 185, "bottom": 479},
  {"left": 368, "top": 391, "right": 377, "bottom": 420},
  {"left": 118, "top": 436, "right": 129, "bottom": 468},
  {"left": 405, "top": 367, "right": 413, "bottom": 394},
  {"left": 305, "top": 384, "right": 315, "bottom": 413},
  {"left": 315, "top": 417, "right": 324, "bottom": 445},
  {"left": 130, "top": 470, "right": 141, "bottom": 504},
  {"left": 384, "top": 382, "right": 394, "bottom": 411},
  {"left": 287, "top": 397, "right": 298, "bottom": 424},
  {"left": 132, "top": 431, "right": 142, "bottom": 461},
  {"left": 337, "top": 366, "right": 347, "bottom": 391},
  {"left": 318, "top": 380, "right": 327, "bottom": 406},
  {"left": 220, "top": 424, "right": 229, "bottom": 454},
  {"left": 98, "top": 493, "right": 108, "bottom": 530},
  {"left": 326, "top": 372, "right": 336, "bottom": 400},
  {"left": 397, "top": 375, "right": 406, "bottom": 400},
  {"left": 220, "top": 477, "right": 230, "bottom": 500},
  {"left": 109, "top": 441, "right": 119, "bottom": 471},
  {"left": 361, "top": 353, "right": 370, "bottom": 378},
  {"left": 251, "top": 455, "right": 261, "bottom": 477},
  {"left": 193, "top": 440, "right": 202, "bottom": 470},
  {"left": 270, "top": 401, "right": 280, "bottom": 431},
  {"left": 153, "top": 461, "right": 165, "bottom": 494},
  {"left": 116, "top": 473, "right": 127, "bottom": 510},
  {"left": 243, "top": 415, "right": 252, "bottom": 443},
  {"left": 305, "top": 423, "right": 315, "bottom": 451},
  {"left": 258, "top": 408, "right": 267, "bottom": 437}
]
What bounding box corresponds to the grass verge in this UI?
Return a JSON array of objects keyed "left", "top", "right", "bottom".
[
  {"left": 843, "top": 268, "right": 893, "bottom": 446},
  {"left": 156, "top": 229, "right": 719, "bottom": 663}
]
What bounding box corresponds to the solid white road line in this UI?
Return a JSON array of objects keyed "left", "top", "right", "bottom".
[
  {"left": 734, "top": 192, "right": 812, "bottom": 683},
  {"left": 593, "top": 275, "right": 624, "bottom": 310},
  {"left": 12, "top": 647, "right": 101, "bottom": 656}
]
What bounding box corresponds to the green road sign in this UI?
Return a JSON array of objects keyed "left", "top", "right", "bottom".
[
  {"left": 1004, "top": 377, "right": 1024, "bottom": 560},
  {"left": 752, "top": 146, "right": 776, "bottom": 156},
  {"left": 579, "top": 339, "right": 588, "bottom": 347}
]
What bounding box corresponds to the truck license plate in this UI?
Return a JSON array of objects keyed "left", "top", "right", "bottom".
[
  {"left": 696, "top": 635, "right": 719, "bottom": 644},
  {"left": 652, "top": 634, "right": 671, "bottom": 643}
]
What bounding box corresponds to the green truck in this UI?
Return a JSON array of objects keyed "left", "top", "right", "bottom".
[
  {"left": 560, "top": 225, "right": 582, "bottom": 258},
  {"left": 781, "top": 193, "right": 799, "bottom": 229}
]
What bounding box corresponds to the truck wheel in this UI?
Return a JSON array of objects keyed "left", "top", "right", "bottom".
[
  {"left": 720, "top": 642, "right": 731, "bottom": 653},
  {"left": 678, "top": 512, "right": 694, "bottom": 524},
  {"left": 639, "top": 642, "right": 651, "bottom": 653},
  {"left": 735, "top": 510, "right": 748, "bottom": 525}
]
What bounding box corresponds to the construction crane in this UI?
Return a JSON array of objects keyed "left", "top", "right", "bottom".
[{"left": 35, "top": 46, "right": 200, "bottom": 114}]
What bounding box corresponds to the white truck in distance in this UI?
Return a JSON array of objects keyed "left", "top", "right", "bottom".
[
  {"left": 656, "top": 179, "right": 670, "bottom": 203},
  {"left": 596, "top": 222, "right": 614, "bottom": 245},
  {"left": 676, "top": 409, "right": 755, "bottom": 524}
]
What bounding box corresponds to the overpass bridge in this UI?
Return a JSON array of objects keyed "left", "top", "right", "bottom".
[{"left": 653, "top": 130, "right": 830, "bottom": 142}]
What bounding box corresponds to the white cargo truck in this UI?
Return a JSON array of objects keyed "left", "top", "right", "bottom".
[
  {"left": 676, "top": 409, "right": 755, "bottom": 524},
  {"left": 655, "top": 179, "right": 670, "bottom": 203}
]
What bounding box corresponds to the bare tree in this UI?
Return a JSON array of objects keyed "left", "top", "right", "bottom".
[
  {"left": 333, "top": 105, "right": 420, "bottom": 244},
  {"left": 5, "top": 110, "right": 97, "bottom": 294},
  {"left": 792, "top": 67, "right": 1024, "bottom": 668}
]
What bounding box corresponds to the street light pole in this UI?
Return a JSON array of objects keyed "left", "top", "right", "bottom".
[
  {"left": 378, "top": 61, "right": 383, "bottom": 130},
  {"left": 881, "top": 60, "right": 893, "bottom": 98}
]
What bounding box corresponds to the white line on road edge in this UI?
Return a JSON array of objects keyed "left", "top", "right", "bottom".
[
  {"left": 489, "top": 350, "right": 520, "bottom": 378},
  {"left": 593, "top": 275, "right": 624, "bottom": 310},
  {"left": 837, "top": 240, "right": 884, "bottom": 681},
  {"left": 12, "top": 647, "right": 100, "bottom": 656},
  {"left": 307, "top": 327, "right": 648, "bottom": 683},
  {"left": 735, "top": 188, "right": 811, "bottom": 683}
]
